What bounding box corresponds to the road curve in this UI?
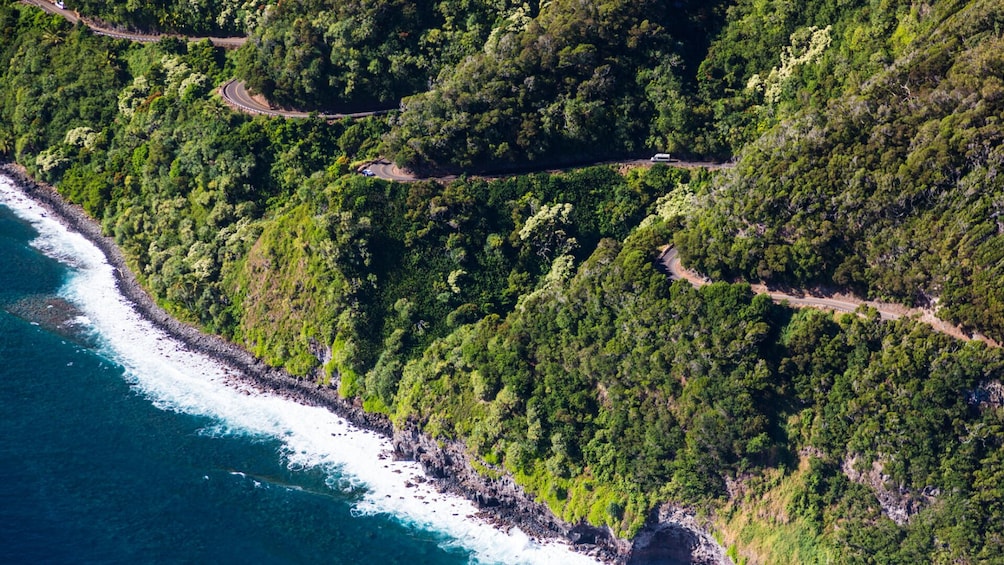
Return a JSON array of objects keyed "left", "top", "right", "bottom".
[
  {"left": 659, "top": 246, "right": 999, "bottom": 346},
  {"left": 658, "top": 247, "right": 906, "bottom": 319},
  {"left": 26, "top": 0, "right": 992, "bottom": 348},
  {"left": 21, "top": 0, "right": 247, "bottom": 48},
  {"left": 220, "top": 79, "right": 395, "bottom": 120},
  {"left": 24, "top": 0, "right": 733, "bottom": 180}
]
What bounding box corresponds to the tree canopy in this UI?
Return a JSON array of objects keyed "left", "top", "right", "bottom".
[{"left": 6, "top": 0, "right": 1004, "bottom": 561}]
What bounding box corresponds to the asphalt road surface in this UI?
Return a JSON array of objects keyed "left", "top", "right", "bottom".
[
  {"left": 219, "top": 79, "right": 395, "bottom": 119},
  {"left": 25, "top": 0, "right": 732, "bottom": 181},
  {"left": 19, "top": 0, "right": 999, "bottom": 347},
  {"left": 362, "top": 160, "right": 431, "bottom": 183}
]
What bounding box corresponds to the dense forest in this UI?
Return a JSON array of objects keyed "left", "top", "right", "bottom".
[
  {"left": 227, "top": 0, "right": 921, "bottom": 172},
  {"left": 676, "top": 0, "right": 1004, "bottom": 344},
  {"left": 62, "top": 0, "right": 259, "bottom": 35},
  {"left": 234, "top": 0, "right": 433, "bottom": 112},
  {"left": 233, "top": 0, "right": 729, "bottom": 170},
  {"left": 4, "top": 0, "right": 1004, "bottom": 562}
]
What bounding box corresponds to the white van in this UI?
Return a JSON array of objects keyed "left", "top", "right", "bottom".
[{"left": 650, "top": 153, "right": 674, "bottom": 162}]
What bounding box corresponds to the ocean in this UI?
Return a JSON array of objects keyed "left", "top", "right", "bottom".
[{"left": 0, "top": 175, "right": 598, "bottom": 565}]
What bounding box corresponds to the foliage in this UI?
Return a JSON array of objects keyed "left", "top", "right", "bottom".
[
  {"left": 677, "top": 0, "right": 1004, "bottom": 341},
  {"left": 7, "top": 2, "right": 1004, "bottom": 562},
  {"left": 66, "top": 0, "right": 263, "bottom": 34},
  {"left": 384, "top": 0, "right": 726, "bottom": 171},
  {"left": 392, "top": 219, "right": 1004, "bottom": 555},
  {"left": 234, "top": 0, "right": 433, "bottom": 111}
]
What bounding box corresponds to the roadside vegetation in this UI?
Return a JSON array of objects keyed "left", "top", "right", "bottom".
[
  {"left": 4, "top": 0, "right": 1004, "bottom": 562},
  {"left": 65, "top": 0, "right": 260, "bottom": 35},
  {"left": 677, "top": 0, "right": 1004, "bottom": 344}
]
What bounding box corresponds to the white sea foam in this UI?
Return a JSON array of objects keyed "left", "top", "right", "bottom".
[{"left": 0, "top": 176, "right": 600, "bottom": 565}]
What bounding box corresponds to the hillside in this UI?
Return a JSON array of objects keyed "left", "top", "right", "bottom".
[
  {"left": 65, "top": 0, "right": 257, "bottom": 34},
  {"left": 677, "top": 0, "right": 1004, "bottom": 344},
  {"left": 3, "top": 0, "right": 1004, "bottom": 562},
  {"left": 233, "top": 0, "right": 726, "bottom": 171}
]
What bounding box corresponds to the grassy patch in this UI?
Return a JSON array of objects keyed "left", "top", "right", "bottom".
[{"left": 716, "top": 459, "right": 837, "bottom": 564}]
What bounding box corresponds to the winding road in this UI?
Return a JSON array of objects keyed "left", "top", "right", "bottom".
[
  {"left": 659, "top": 246, "right": 1000, "bottom": 346},
  {"left": 22, "top": 0, "right": 247, "bottom": 47},
  {"left": 20, "top": 0, "right": 1001, "bottom": 348},
  {"left": 219, "top": 79, "right": 395, "bottom": 119},
  {"left": 22, "top": 1, "right": 385, "bottom": 118},
  {"left": 23, "top": 0, "right": 733, "bottom": 182}
]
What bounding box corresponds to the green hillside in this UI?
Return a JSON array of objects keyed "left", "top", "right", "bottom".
[
  {"left": 65, "top": 0, "right": 258, "bottom": 34},
  {"left": 3, "top": 0, "right": 1004, "bottom": 562},
  {"left": 678, "top": 0, "right": 1004, "bottom": 343}
]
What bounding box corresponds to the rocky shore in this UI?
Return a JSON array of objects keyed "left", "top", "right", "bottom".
[{"left": 1, "top": 162, "right": 731, "bottom": 565}]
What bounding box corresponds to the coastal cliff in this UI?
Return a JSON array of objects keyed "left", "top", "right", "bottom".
[
  {"left": 7, "top": 0, "right": 1004, "bottom": 561},
  {"left": 1, "top": 162, "right": 731, "bottom": 564}
]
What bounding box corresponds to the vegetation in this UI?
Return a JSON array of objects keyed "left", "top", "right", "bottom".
[
  {"left": 229, "top": 0, "right": 920, "bottom": 171},
  {"left": 233, "top": 0, "right": 729, "bottom": 170},
  {"left": 393, "top": 224, "right": 1004, "bottom": 555},
  {"left": 65, "top": 0, "right": 260, "bottom": 35},
  {"left": 676, "top": 0, "right": 1004, "bottom": 342},
  {"left": 384, "top": 0, "right": 727, "bottom": 171},
  {"left": 234, "top": 0, "right": 433, "bottom": 111},
  {"left": 6, "top": 0, "right": 1004, "bottom": 562}
]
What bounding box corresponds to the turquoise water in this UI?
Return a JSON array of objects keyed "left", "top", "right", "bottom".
[{"left": 0, "top": 194, "right": 506, "bottom": 563}]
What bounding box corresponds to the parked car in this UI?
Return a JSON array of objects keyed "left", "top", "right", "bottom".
[{"left": 361, "top": 169, "right": 375, "bottom": 177}]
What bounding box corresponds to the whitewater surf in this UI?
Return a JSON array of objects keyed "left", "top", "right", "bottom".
[{"left": 0, "top": 173, "right": 600, "bottom": 565}]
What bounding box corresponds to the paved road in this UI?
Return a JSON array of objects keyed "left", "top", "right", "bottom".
[
  {"left": 658, "top": 247, "right": 902, "bottom": 319},
  {"left": 621, "top": 158, "right": 734, "bottom": 171},
  {"left": 21, "top": 0, "right": 246, "bottom": 48},
  {"left": 219, "top": 79, "right": 396, "bottom": 119},
  {"left": 23, "top": 0, "right": 998, "bottom": 348},
  {"left": 25, "top": 0, "right": 732, "bottom": 181},
  {"left": 659, "top": 246, "right": 999, "bottom": 346}
]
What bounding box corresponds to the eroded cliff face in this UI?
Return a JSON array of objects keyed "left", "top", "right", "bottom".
[
  {"left": 392, "top": 425, "right": 732, "bottom": 565},
  {"left": 628, "top": 505, "right": 731, "bottom": 565},
  {"left": 391, "top": 427, "right": 605, "bottom": 553},
  {"left": 841, "top": 454, "right": 937, "bottom": 526}
]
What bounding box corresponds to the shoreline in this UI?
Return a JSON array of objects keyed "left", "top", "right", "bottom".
[
  {"left": 0, "top": 162, "right": 731, "bottom": 564},
  {"left": 0, "top": 162, "right": 609, "bottom": 560}
]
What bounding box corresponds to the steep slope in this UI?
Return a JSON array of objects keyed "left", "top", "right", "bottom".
[
  {"left": 677, "top": 0, "right": 1004, "bottom": 341},
  {"left": 6, "top": 0, "right": 1004, "bottom": 562},
  {"left": 66, "top": 0, "right": 257, "bottom": 34}
]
